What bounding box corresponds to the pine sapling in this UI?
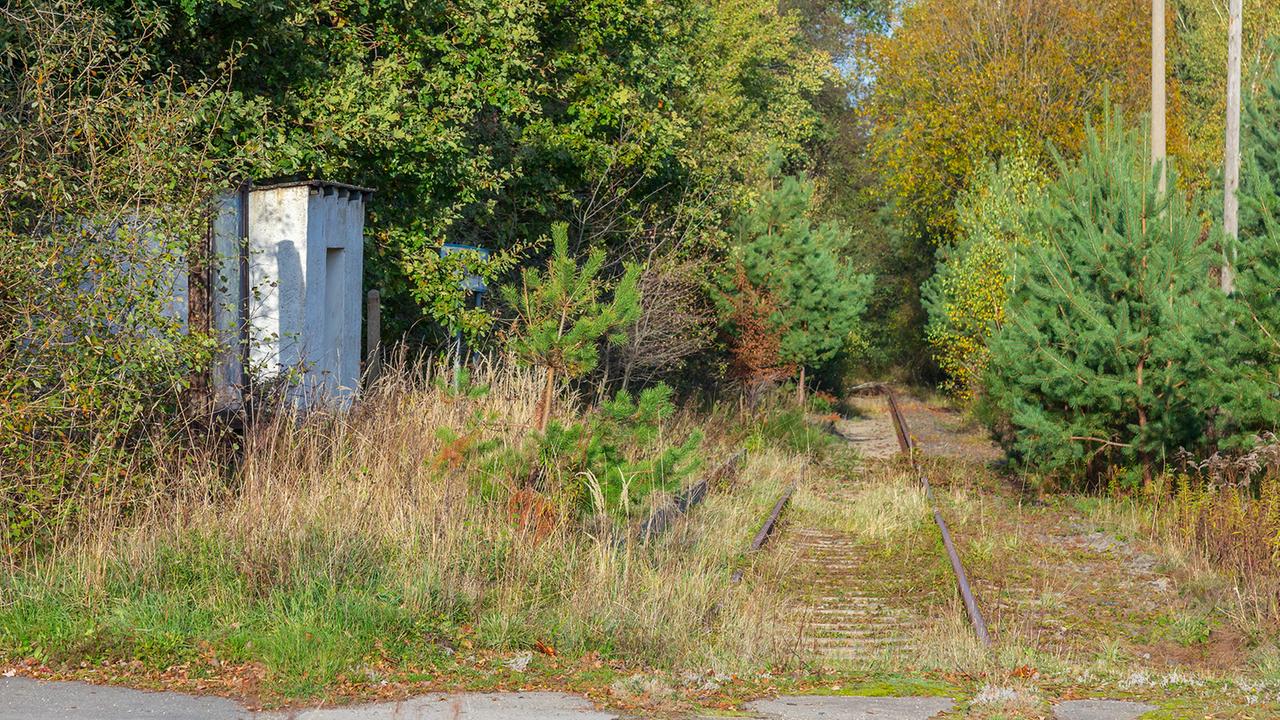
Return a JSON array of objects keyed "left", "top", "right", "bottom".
[
  {"left": 722, "top": 174, "right": 873, "bottom": 406},
  {"left": 502, "top": 223, "right": 640, "bottom": 431}
]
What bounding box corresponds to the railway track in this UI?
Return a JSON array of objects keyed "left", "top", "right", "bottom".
[
  {"left": 884, "top": 389, "right": 990, "bottom": 645},
  {"left": 789, "top": 526, "right": 923, "bottom": 659},
  {"left": 738, "top": 387, "right": 990, "bottom": 661}
]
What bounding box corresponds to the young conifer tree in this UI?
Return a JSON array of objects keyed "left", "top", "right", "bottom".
[
  {"left": 730, "top": 174, "right": 873, "bottom": 404},
  {"left": 503, "top": 223, "right": 640, "bottom": 431},
  {"left": 984, "top": 112, "right": 1236, "bottom": 485},
  {"left": 1230, "top": 61, "right": 1280, "bottom": 430}
]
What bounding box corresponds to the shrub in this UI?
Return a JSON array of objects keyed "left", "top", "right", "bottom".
[
  {"left": 610, "top": 258, "right": 716, "bottom": 392},
  {"left": 1168, "top": 470, "right": 1280, "bottom": 579},
  {"left": 0, "top": 2, "right": 243, "bottom": 552},
  {"left": 984, "top": 113, "right": 1245, "bottom": 485},
  {"left": 923, "top": 152, "right": 1047, "bottom": 399},
  {"left": 537, "top": 384, "right": 703, "bottom": 520}
]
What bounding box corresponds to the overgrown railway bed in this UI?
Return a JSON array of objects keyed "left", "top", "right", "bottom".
[
  {"left": 776, "top": 387, "right": 991, "bottom": 662},
  {"left": 729, "top": 389, "right": 1275, "bottom": 716}
]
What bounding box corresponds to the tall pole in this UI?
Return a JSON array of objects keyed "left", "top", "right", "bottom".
[
  {"left": 1152, "top": 0, "right": 1167, "bottom": 196},
  {"left": 1223, "top": 0, "right": 1243, "bottom": 294}
]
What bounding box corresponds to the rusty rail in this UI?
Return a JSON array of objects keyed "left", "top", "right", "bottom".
[
  {"left": 636, "top": 449, "right": 746, "bottom": 543},
  {"left": 730, "top": 480, "right": 796, "bottom": 584},
  {"left": 883, "top": 389, "right": 991, "bottom": 646}
]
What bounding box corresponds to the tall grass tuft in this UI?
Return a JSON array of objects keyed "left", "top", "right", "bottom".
[{"left": 0, "top": 359, "right": 798, "bottom": 696}]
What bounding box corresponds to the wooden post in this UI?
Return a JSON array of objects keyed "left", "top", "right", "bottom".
[
  {"left": 1152, "top": 0, "right": 1167, "bottom": 196},
  {"left": 1223, "top": 0, "right": 1243, "bottom": 294},
  {"left": 365, "top": 289, "right": 381, "bottom": 384},
  {"left": 795, "top": 366, "right": 806, "bottom": 408}
]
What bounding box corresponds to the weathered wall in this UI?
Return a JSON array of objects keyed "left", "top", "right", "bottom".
[
  {"left": 210, "top": 192, "right": 244, "bottom": 409},
  {"left": 209, "top": 180, "right": 370, "bottom": 410}
]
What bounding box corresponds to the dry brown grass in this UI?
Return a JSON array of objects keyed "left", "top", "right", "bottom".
[
  {"left": 781, "top": 446, "right": 1280, "bottom": 710},
  {"left": 789, "top": 461, "right": 929, "bottom": 542},
  {"left": 1081, "top": 475, "right": 1280, "bottom": 665},
  {"left": 0, "top": 359, "right": 803, "bottom": 695}
]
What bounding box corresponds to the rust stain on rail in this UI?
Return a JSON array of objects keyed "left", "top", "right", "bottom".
[{"left": 883, "top": 388, "right": 992, "bottom": 646}]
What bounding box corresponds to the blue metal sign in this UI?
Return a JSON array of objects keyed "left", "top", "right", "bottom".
[{"left": 439, "top": 243, "right": 490, "bottom": 293}]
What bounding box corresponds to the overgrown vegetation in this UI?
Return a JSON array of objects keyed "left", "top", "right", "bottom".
[
  {"left": 984, "top": 113, "right": 1249, "bottom": 485},
  {"left": 0, "top": 362, "right": 799, "bottom": 697},
  {"left": 0, "top": 0, "right": 876, "bottom": 553},
  {"left": 923, "top": 153, "right": 1046, "bottom": 399},
  {"left": 0, "top": 2, "right": 243, "bottom": 547},
  {"left": 718, "top": 171, "right": 873, "bottom": 401},
  {"left": 503, "top": 223, "right": 640, "bottom": 431},
  {"left": 11, "top": 0, "right": 1280, "bottom": 710}
]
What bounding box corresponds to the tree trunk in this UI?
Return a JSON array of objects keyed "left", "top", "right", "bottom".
[
  {"left": 1136, "top": 355, "right": 1152, "bottom": 487},
  {"left": 621, "top": 357, "right": 635, "bottom": 395},
  {"left": 597, "top": 347, "right": 611, "bottom": 405},
  {"left": 536, "top": 366, "right": 556, "bottom": 432},
  {"left": 795, "top": 366, "right": 806, "bottom": 408}
]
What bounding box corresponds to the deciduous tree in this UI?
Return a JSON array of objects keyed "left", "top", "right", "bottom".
[
  {"left": 1171, "top": 0, "right": 1280, "bottom": 194},
  {"left": 866, "top": 0, "right": 1162, "bottom": 245},
  {"left": 924, "top": 152, "right": 1047, "bottom": 399}
]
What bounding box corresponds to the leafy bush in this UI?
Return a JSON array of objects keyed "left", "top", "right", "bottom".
[
  {"left": 984, "top": 113, "right": 1247, "bottom": 485},
  {"left": 0, "top": 2, "right": 242, "bottom": 552},
  {"left": 404, "top": 241, "right": 534, "bottom": 347},
  {"left": 70, "top": 0, "right": 833, "bottom": 346},
  {"left": 924, "top": 152, "right": 1046, "bottom": 398}
]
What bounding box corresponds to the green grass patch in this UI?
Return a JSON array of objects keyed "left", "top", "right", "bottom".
[
  {"left": 1154, "top": 611, "right": 1215, "bottom": 648},
  {"left": 751, "top": 409, "right": 838, "bottom": 456},
  {"left": 0, "top": 532, "right": 459, "bottom": 697},
  {"left": 806, "top": 675, "right": 958, "bottom": 698}
]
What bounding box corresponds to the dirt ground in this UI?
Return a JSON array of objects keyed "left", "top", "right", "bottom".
[{"left": 833, "top": 392, "right": 1003, "bottom": 464}]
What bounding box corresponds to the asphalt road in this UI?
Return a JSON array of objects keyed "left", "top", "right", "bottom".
[{"left": 0, "top": 677, "right": 1155, "bottom": 719}]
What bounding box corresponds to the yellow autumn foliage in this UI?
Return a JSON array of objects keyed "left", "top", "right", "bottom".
[
  {"left": 1172, "top": 0, "right": 1280, "bottom": 194},
  {"left": 924, "top": 152, "right": 1047, "bottom": 399},
  {"left": 865, "top": 0, "right": 1176, "bottom": 243}
]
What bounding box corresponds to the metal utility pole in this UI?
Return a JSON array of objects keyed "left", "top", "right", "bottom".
[
  {"left": 1152, "top": 0, "right": 1167, "bottom": 196},
  {"left": 1223, "top": 0, "right": 1243, "bottom": 294}
]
